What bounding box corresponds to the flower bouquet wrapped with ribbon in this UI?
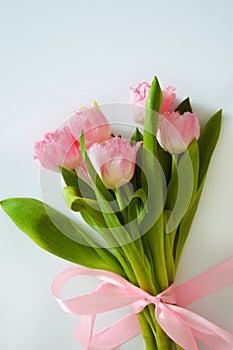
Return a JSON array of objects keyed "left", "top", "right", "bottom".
[{"left": 1, "top": 76, "right": 232, "bottom": 350}]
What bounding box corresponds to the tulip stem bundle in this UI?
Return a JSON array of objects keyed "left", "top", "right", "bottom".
[{"left": 1, "top": 75, "right": 222, "bottom": 350}]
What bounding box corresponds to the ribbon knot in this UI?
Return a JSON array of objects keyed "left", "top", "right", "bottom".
[
  {"left": 146, "top": 295, "right": 157, "bottom": 303},
  {"left": 132, "top": 295, "right": 157, "bottom": 313},
  {"left": 132, "top": 285, "right": 176, "bottom": 314},
  {"left": 52, "top": 258, "right": 233, "bottom": 350}
]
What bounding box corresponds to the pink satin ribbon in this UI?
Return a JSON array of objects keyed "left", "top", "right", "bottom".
[{"left": 52, "top": 257, "right": 233, "bottom": 350}]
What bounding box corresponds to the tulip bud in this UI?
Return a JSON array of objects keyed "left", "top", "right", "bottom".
[{"left": 157, "top": 111, "right": 200, "bottom": 154}]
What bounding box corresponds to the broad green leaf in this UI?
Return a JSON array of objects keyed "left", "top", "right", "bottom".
[
  {"left": 59, "top": 166, "right": 79, "bottom": 187},
  {"left": 62, "top": 186, "right": 99, "bottom": 212},
  {"left": 174, "top": 110, "right": 222, "bottom": 268},
  {"left": 1, "top": 198, "right": 123, "bottom": 275},
  {"left": 143, "top": 76, "right": 162, "bottom": 156},
  {"left": 142, "top": 76, "right": 165, "bottom": 218},
  {"left": 198, "top": 110, "right": 222, "bottom": 187},
  {"left": 139, "top": 149, "right": 167, "bottom": 291},
  {"left": 126, "top": 197, "right": 153, "bottom": 280},
  {"left": 174, "top": 181, "right": 204, "bottom": 269},
  {"left": 141, "top": 213, "right": 168, "bottom": 292},
  {"left": 141, "top": 149, "right": 165, "bottom": 232},
  {"left": 165, "top": 139, "right": 199, "bottom": 233},
  {"left": 175, "top": 97, "right": 193, "bottom": 113},
  {"left": 140, "top": 75, "right": 166, "bottom": 280},
  {"left": 146, "top": 76, "right": 163, "bottom": 113}
]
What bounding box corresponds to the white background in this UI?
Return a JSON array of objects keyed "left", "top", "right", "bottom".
[{"left": 1, "top": 0, "right": 233, "bottom": 349}]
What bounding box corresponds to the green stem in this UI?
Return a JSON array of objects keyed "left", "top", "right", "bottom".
[
  {"left": 143, "top": 304, "right": 173, "bottom": 350},
  {"left": 137, "top": 312, "right": 158, "bottom": 349},
  {"left": 164, "top": 233, "right": 175, "bottom": 284},
  {"left": 144, "top": 213, "right": 169, "bottom": 292},
  {"left": 155, "top": 322, "right": 173, "bottom": 350},
  {"left": 115, "top": 187, "right": 157, "bottom": 295},
  {"left": 115, "top": 186, "right": 144, "bottom": 257},
  {"left": 121, "top": 241, "right": 155, "bottom": 292},
  {"left": 113, "top": 246, "right": 136, "bottom": 282},
  {"left": 171, "top": 154, "right": 178, "bottom": 177}
]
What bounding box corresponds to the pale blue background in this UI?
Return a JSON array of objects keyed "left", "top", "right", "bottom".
[{"left": 1, "top": 0, "right": 233, "bottom": 349}]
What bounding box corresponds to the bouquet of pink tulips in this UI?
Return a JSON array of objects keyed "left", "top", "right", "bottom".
[{"left": 1, "top": 76, "right": 224, "bottom": 350}]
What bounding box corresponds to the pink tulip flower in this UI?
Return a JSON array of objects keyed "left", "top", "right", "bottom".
[
  {"left": 130, "top": 82, "right": 176, "bottom": 124},
  {"left": 157, "top": 111, "right": 200, "bottom": 154},
  {"left": 33, "top": 126, "right": 81, "bottom": 171},
  {"left": 69, "top": 103, "right": 112, "bottom": 148},
  {"left": 160, "top": 86, "right": 176, "bottom": 114},
  {"left": 78, "top": 137, "right": 141, "bottom": 189},
  {"left": 130, "top": 81, "right": 151, "bottom": 109}
]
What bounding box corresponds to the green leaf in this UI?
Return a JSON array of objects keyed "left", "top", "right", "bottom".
[
  {"left": 59, "top": 166, "right": 79, "bottom": 187},
  {"left": 1, "top": 198, "right": 123, "bottom": 275},
  {"left": 140, "top": 78, "right": 166, "bottom": 282},
  {"left": 132, "top": 188, "right": 148, "bottom": 212},
  {"left": 62, "top": 186, "right": 99, "bottom": 211},
  {"left": 174, "top": 181, "right": 204, "bottom": 269},
  {"left": 165, "top": 159, "right": 178, "bottom": 210},
  {"left": 157, "top": 141, "right": 172, "bottom": 184},
  {"left": 62, "top": 186, "right": 111, "bottom": 234},
  {"left": 60, "top": 166, "right": 96, "bottom": 200},
  {"left": 141, "top": 149, "right": 165, "bottom": 231},
  {"left": 165, "top": 139, "right": 199, "bottom": 233},
  {"left": 139, "top": 149, "right": 167, "bottom": 291},
  {"left": 142, "top": 76, "right": 164, "bottom": 200},
  {"left": 198, "top": 109, "right": 222, "bottom": 187},
  {"left": 80, "top": 130, "right": 86, "bottom": 160},
  {"left": 142, "top": 213, "right": 168, "bottom": 292},
  {"left": 146, "top": 76, "right": 163, "bottom": 113},
  {"left": 143, "top": 76, "right": 163, "bottom": 156},
  {"left": 174, "top": 110, "right": 222, "bottom": 268},
  {"left": 129, "top": 144, "right": 143, "bottom": 191},
  {"left": 175, "top": 97, "right": 193, "bottom": 113},
  {"left": 118, "top": 187, "right": 148, "bottom": 227},
  {"left": 130, "top": 127, "right": 144, "bottom": 143}
]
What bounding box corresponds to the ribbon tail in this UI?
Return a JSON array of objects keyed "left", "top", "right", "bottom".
[
  {"left": 155, "top": 302, "right": 199, "bottom": 350},
  {"left": 176, "top": 257, "right": 233, "bottom": 307},
  {"left": 77, "top": 313, "right": 140, "bottom": 350},
  {"left": 76, "top": 314, "right": 96, "bottom": 349},
  {"left": 169, "top": 304, "right": 233, "bottom": 350}
]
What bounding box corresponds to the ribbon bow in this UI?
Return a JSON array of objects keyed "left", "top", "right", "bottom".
[{"left": 52, "top": 257, "right": 233, "bottom": 350}]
